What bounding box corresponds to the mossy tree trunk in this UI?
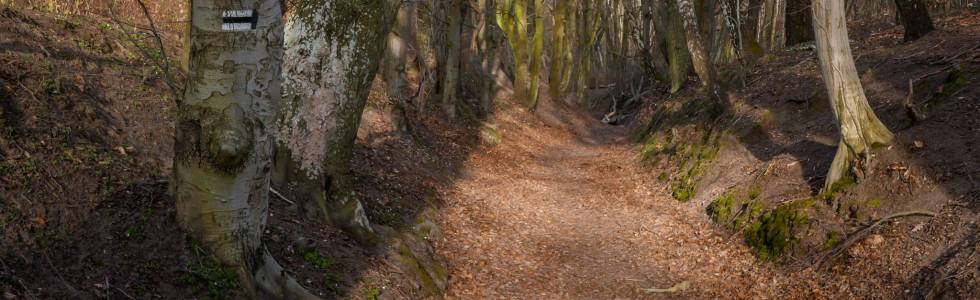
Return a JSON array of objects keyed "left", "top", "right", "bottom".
[
  {"left": 274, "top": 0, "right": 397, "bottom": 245},
  {"left": 527, "top": 0, "right": 544, "bottom": 110},
  {"left": 497, "top": 0, "right": 530, "bottom": 105},
  {"left": 812, "top": 0, "right": 894, "bottom": 191},
  {"left": 666, "top": 0, "right": 693, "bottom": 93},
  {"left": 894, "top": 0, "right": 934, "bottom": 42},
  {"left": 676, "top": 0, "right": 716, "bottom": 89},
  {"left": 175, "top": 0, "right": 317, "bottom": 298},
  {"left": 548, "top": 0, "right": 570, "bottom": 102},
  {"left": 575, "top": 0, "right": 598, "bottom": 103}
]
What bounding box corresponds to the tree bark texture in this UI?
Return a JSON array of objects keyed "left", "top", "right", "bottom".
[
  {"left": 275, "top": 0, "right": 396, "bottom": 245},
  {"left": 175, "top": 0, "right": 318, "bottom": 298},
  {"left": 812, "top": 0, "right": 894, "bottom": 191},
  {"left": 786, "top": 0, "right": 814, "bottom": 45},
  {"left": 676, "top": 0, "right": 715, "bottom": 89},
  {"left": 894, "top": 0, "right": 935, "bottom": 42}
]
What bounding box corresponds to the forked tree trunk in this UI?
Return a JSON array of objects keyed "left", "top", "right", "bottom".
[
  {"left": 676, "top": 0, "right": 715, "bottom": 89},
  {"left": 175, "top": 1, "right": 317, "bottom": 298},
  {"left": 275, "top": 0, "right": 396, "bottom": 245},
  {"left": 894, "top": 0, "right": 935, "bottom": 42},
  {"left": 812, "top": 0, "right": 894, "bottom": 191}
]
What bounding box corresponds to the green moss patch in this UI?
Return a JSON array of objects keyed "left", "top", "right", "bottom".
[{"left": 744, "top": 200, "right": 812, "bottom": 261}]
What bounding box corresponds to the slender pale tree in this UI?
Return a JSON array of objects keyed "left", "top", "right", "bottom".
[
  {"left": 274, "top": 0, "right": 397, "bottom": 245},
  {"left": 894, "top": 0, "right": 934, "bottom": 42},
  {"left": 175, "top": 0, "right": 317, "bottom": 298},
  {"left": 676, "top": 0, "right": 715, "bottom": 89},
  {"left": 812, "top": 0, "right": 894, "bottom": 191},
  {"left": 758, "top": 0, "right": 786, "bottom": 51}
]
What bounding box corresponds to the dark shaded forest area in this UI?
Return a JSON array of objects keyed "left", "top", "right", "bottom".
[{"left": 1, "top": 0, "right": 978, "bottom": 299}]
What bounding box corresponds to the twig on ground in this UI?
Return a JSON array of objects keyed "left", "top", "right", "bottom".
[
  {"left": 270, "top": 187, "right": 297, "bottom": 205},
  {"left": 642, "top": 281, "right": 690, "bottom": 293},
  {"left": 815, "top": 210, "right": 937, "bottom": 267}
]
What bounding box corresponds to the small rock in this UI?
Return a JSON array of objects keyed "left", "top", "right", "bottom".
[{"left": 913, "top": 140, "right": 925, "bottom": 150}]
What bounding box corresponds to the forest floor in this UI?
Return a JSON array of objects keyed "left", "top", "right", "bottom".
[{"left": 2, "top": 4, "right": 979, "bottom": 300}]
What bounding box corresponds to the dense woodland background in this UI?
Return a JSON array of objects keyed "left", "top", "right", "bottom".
[{"left": 1, "top": 0, "right": 978, "bottom": 299}]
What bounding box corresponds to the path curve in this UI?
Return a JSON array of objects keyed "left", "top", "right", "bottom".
[{"left": 433, "top": 115, "right": 788, "bottom": 299}]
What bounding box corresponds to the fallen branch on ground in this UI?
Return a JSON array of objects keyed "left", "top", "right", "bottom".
[
  {"left": 642, "top": 281, "right": 690, "bottom": 293},
  {"left": 815, "top": 210, "right": 937, "bottom": 267}
]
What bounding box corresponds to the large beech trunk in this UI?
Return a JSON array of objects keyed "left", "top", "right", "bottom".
[
  {"left": 274, "top": 0, "right": 396, "bottom": 245},
  {"left": 812, "top": 0, "right": 894, "bottom": 191},
  {"left": 666, "top": 0, "right": 693, "bottom": 93},
  {"left": 175, "top": 0, "right": 317, "bottom": 298},
  {"left": 894, "top": 0, "right": 934, "bottom": 42}
]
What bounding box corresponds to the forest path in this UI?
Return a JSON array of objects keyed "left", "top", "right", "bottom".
[{"left": 433, "top": 115, "right": 781, "bottom": 299}]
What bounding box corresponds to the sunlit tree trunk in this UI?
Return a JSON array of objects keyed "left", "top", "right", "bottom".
[
  {"left": 666, "top": 0, "right": 693, "bottom": 93},
  {"left": 175, "top": 1, "right": 317, "bottom": 298},
  {"left": 548, "top": 0, "right": 569, "bottom": 102},
  {"left": 894, "top": 0, "right": 934, "bottom": 42},
  {"left": 274, "top": 0, "right": 396, "bottom": 245},
  {"left": 498, "top": 0, "right": 530, "bottom": 104},
  {"left": 676, "top": 0, "right": 715, "bottom": 89},
  {"left": 385, "top": 3, "right": 411, "bottom": 133},
  {"left": 758, "top": 0, "right": 786, "bottom": 51},
  {"left": 812, "top": 0, "right": 894, "bottom": 191}
]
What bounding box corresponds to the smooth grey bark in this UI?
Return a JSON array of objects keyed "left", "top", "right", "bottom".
[
  {"left": 175, "top": 0, "right": 317, "bottom": 298},
  {"left": 274, "top": 0, "right": 397, "bottom": 245},
  {"left": 812, "top": 0, "right": 894, "bottom": 191}
]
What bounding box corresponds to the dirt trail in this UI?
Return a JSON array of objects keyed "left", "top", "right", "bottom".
[{"left": 434, "top": 114, "right": 792, "bottom": 299}]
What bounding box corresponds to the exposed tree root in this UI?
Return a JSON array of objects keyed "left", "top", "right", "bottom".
[
  {"left": 815, "top": 210, "right": 937, "bottom": 267},
  {"left": 251, "top": 249, "right": 322, "bottom": 300}
]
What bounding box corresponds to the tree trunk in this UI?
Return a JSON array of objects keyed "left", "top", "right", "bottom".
[
  {"left": 786, "top": 0, "right": 814, "bottom": 45},
  {"left": 275, "top": 0, "right": 396, "bottom": 245},
  {"left": 385, "top": 3, "right": 411, "bottom": 133},
  {"left": 415, "top": 1, "right": 440, "bottom": 113},
  {"left": 441, "top": 0, "right": 464, "bottom": 118},
  {"left": 498, "top": 0, "right": 530, "bottom": 105},
  {"left": 548, "top": 0, "right": 569, "bottom": 102},
  {"left": 676, "top": 0, "right": 715, "bottom": 89},
  {"left": 666, "top": 0, "right": 694, "bottom": 93},
  {"left": 575, "top": 0, "right": 596, "bottom": 103},
  {"left": 758, "top": 0, "right": 786, "bottom": 51},
  {"left": 528, "top": 0, "right": 544, "bottom": 109},
  {"left": 894, "top": 0, "right": 935, "bottom": 42},
  {"left": 812, "top": 0, "right": 894, "bottom": 191},
  {"left": 175, "top": 1, "right": 317, "bottom": 298},
  {"left": 477, "top": 0, "right": 502, "bottom": 114}
]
